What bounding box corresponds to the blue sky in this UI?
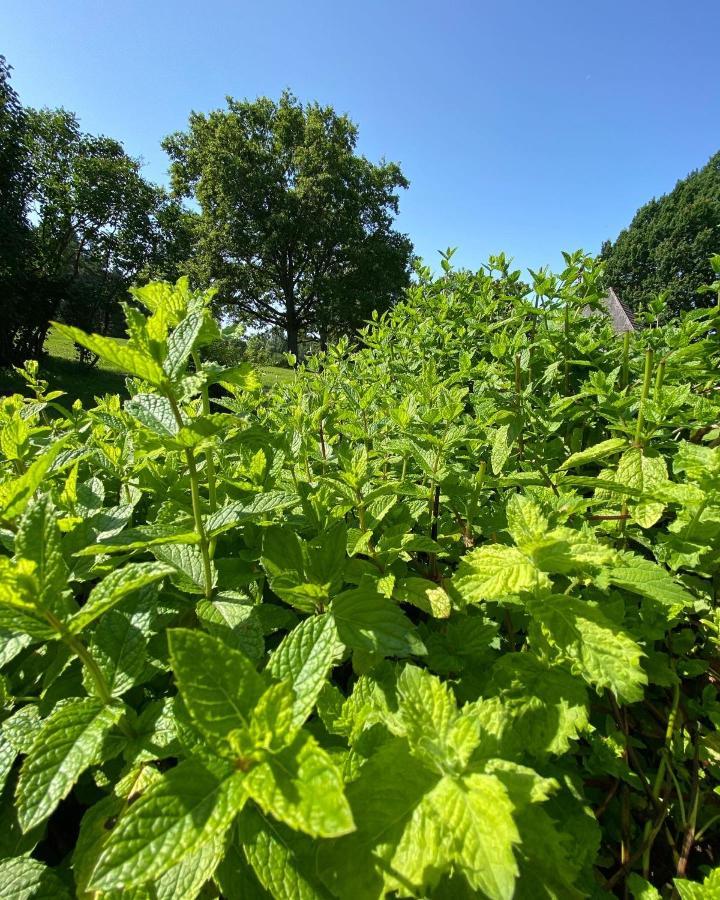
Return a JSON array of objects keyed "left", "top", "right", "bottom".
[{"left": 3, "top": 0, "right": 719, "bottom": 274}]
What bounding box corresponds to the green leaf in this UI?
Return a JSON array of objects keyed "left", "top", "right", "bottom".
[
  {"left": 674, "top": 868, "right": 720, "bottom": 899},
  {"left": 395, "top": 664, "right": 479, "bottom": 771},
  {"left": 426, "top": 772, "right": 519, "bottom": 900},
  {"left": 74, "top": 523, "right": 199, "bottom": 556},
  {"left": 17, "top": 697, "right": 124, "bottom": 830},
  {"left": 206, "top": 492, "right": 296, "bottom": 537},
  {"left": 245, "top": 731, "right": 354, "bottom": 838},
  {"left": 164, "top": 311, "right": 204, "bottom": 379},
  {"left": 506, "top": 494, "right": 549, "bottom": 544},
  {"left": 316, "top": 739, "right": 441, "bottom": 899},
  {"left": 89, "top": 609, "right": 148, "bottom": 697},
  {"left": 628, "top": 873, "right": 662, "bottom": 899},
  {"left": 153, "top": 833, "right": 225, "bottom": 900},
  {"left": 267, "top": 613, "right": 343, "bottom": 727},
  {"left": 606, "top": 553, "right": 694, "bottom": 609},
  {"left": 15, "top": 493, "right": 69, "bottom": 614},
  {"left": 528, "top": 594, "right": 647, "bottom": 702},
  {"left": 0, "top": 437, "right": 69, "bottom": 520},
  {"left": 558, "top": 437, "right": 627, "bottom": 470},
  {"left": 196, "top": 597, "right": 264, "bottom": 660},
  {"left": 454, "top": 544, "right": 549, "bottom": 603},
  {"left": 90, "top": 761, "right": 245, "bottom": 891},
  {"left": 331, "top": 585, "right": 425, "bottom": 657},
  {"left": 394, "top": 576, "right": 451, "bottom": 618},
  {"left": 478, "top": 653, "right": 590, "bottom": 758},
  {"left": 152, "top": 541, "right": 213, "bottom": 594},
  {"left": 168, "top": 628, "right": 265, "bottom": 743},
  {"left": 125, "top": 394, "right": 179, "bottom": 436},
  {"left": 238, "top": 806, "right": 332, "bottom": 900},
  {"left": 616, "top": 448, "right": 668, "bottom": 527},
  {"left": 52, "top": 322, "right": 166, "bottom": 384},
  {"left": 69, "top": 561, "right": 174, "bottom": 633},
  {"left": 0, "top": 856, "right": 72, "bottom": 900},
  {"left": 491, "top": 424, "right": 513, "bottom": 474}
]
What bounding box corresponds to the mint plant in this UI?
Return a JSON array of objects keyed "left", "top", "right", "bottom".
[{"left": 1, "top": 263, "right": 720, "bottom": 897}]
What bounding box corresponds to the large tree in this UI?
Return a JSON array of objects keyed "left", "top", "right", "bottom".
[
  {"left": 163, "top": 91, "right": 413, "bottom": 355},
  {"left": 601, "top": 151, "right": 720, "bottom": 319}
]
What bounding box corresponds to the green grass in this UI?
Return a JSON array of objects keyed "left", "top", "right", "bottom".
[{"left": 0, "top": 326, "right": 294, "bottom": 406}]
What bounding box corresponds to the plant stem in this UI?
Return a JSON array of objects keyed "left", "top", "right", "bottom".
[
  {"left": 642, "top": 679, "right": 680, "bottom": 876},
  {"left": 634, "top": 348, "right": 654, "bottom": 448},
  {"left": 166, "top": 389, "right": 214, "bottom": 600},
  {"left": 621, "top": 331, "right": 631, "bottom": 390},
  {"left": 192, "top": 352, "right": 218, "bottom": 557},
  {"left": 514, "top": 353, "right": 524, "bottom": 460}
]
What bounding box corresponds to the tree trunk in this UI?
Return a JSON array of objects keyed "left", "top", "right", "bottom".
[{"left": 283, "top": 281, "right": 299, "bottom": 359}]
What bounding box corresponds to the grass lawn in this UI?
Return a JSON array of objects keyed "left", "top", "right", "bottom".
[{"left": 0, "top": 326, "right": 294, "bottom": 406}]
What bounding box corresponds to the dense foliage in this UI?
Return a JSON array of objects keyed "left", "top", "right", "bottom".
[
  {"left": 163, "top": 90, "right": 413, "bottom": 355},
  {"left": 602, "top": 151, "right": 720, "bottom": 320},
  {"left": 1, "top": 255, "right": 720, "bottom": 898}
]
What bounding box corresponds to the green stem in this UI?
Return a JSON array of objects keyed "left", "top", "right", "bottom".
[
  {"left": 654, "top": 357, "right": 666, "bottom": 400},
  {"left": 514, "top": 353, "right": 524, "bottom": 460},
  {"left": 634, "top": 348, "right": 654, "bottom": 448},
  {"left": 642, "top": 679, "right": 680, "bottom": 876},
  {"left": 192, "top": 351, "right": 218, "bottom": 558},
  {"left": 166, "top": 389, "right": 214, "bottom": 600},
  {"left": 621, "top": 331, "right": 631, "bottom": 390},
  {"left": 44, "top": 611, "right": 134, "bottom": 737}
]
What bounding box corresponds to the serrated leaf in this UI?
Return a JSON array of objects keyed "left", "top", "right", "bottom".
[
  {"left": 168, "top": 628, "right": 265, "bottom": 743},
  {"left": 506, "top": 494, "right": 549, "bottom": 544},
  {"left": 454, "top": 544, "right": 549, "bottom": 603},
  {"left": 617, "top": 448, "right": 668, "bottom": 527},
  {"left": 196, "top": 597, "right": 264, "bottom": 660},
  {"left": 491, "top": 425, "right": 513, "bottom": 475},
  {"left": 607, "top": 553, "right": 694, "bottom": 609},
  {"left": 0, "top": 437, "right": 69, "bottom": 519},
  {"left": 153, "top": 833, "right": 225, "bottom": 900},
  {"left": 0, "top": 856, "right": 72, "bottom": 900},
  {"left": 316, "top": 739, "right": 441, "bottom": 899},
  {"left": 528, "top": 594, "right": 647, "bottom": 702},
  {"left": 17, "top": 697, "right": 124, "bottom": 830},
  {"left": 15, "top": 494, "right": 68, "bottom": 614},
  {"left": 164, "top": 311, "right": 204, "bottom": 379},
  {"left": 206, "top": 492, "right": 296, "bottom": 537},
  {"left": 69, "top": 562, "right": 174, "bottom": 633},
  {"left": 478, "top": 653, "right": 590, "bottom": 758},
  {"left": 52, "top": 322, "right": 166, "bottom": 384},
  {"left": 427, "top": 772, "right": 519, "bottom": 900},
  {"left": 75, "top": 523, "right": 199, "bottom": 556},
  {"left": 268, "top": 613, "right": 343, "bottom": 727},
  {"left": 125, "top": 394, "right": 179, "bottom": 436},
  {"left": 152, "top": 541, "right": 213, "bottom": 594},
  {"left": 331, "top": 585, "right": 425, "bottom": 657},
  {"left": 89, "top": 609, "right": 148, "bottom": 697},
  {"left": 394, "top": 577, "right": 451, "bottom": 618},
  {"left": 245, "top": 731, "right": 354, "bottom": 838},
  {"left": 558, "top": 438, "right": 627, "bottom": 471},
  {"left": 239, "top": 807, "right": 332, "bottom": 900},
  {"left": 90, "top": 761, "right": 245, "bottom": 891},
  {"left": 396, "top": 664, "right": 480, "bottom": 770}
]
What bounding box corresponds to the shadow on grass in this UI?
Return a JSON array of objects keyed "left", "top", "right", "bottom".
[{"left": 0, "top": 353, "right": 128, "bottom": 409}]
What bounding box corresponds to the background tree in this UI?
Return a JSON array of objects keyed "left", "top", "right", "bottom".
[
  {"left": 0, "top": 56, "right": 35, "bottom": 366},
  {"left": 163, "top": 91, "right": 413, "bottom": 355},
  {"left": 601, "top": 151, "right": 720, "bottom": 319}
]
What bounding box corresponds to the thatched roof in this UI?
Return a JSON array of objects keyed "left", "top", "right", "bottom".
[{"left": 582, "top": 288, "right": 637, "bottom": 333}]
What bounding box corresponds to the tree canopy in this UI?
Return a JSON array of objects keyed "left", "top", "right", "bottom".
[
  {"left": 0, "top": 59, "right": 192, "bottom": 366},
  {"left": 601, "top": 151, "right": 720, "bottom": 319},
  {"left": 163, "top": 91, "right": 413, "bottom": 354}
]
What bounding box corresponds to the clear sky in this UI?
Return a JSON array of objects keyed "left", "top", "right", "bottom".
[{"left": 3, "top": 0, "right": 719, "bottom": 274}]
